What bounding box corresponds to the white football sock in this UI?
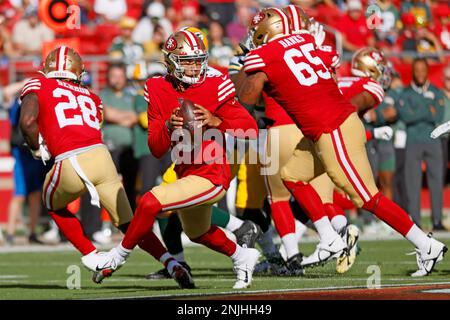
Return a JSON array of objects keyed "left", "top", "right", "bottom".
[
  {"left": 226, "top": 215, "right": 244, "bottom": 232},
  {"left": 159, "top": 252, "right": 172, "bottom": 265},
  {"left": 406, "top": 224, "right": 431, "bottom": 252},
  {"left": 166, "top": 259, "right": 178, "bottom": 274},
  {"left": 117, "top": 242, "right": 132, "bottom": 259},
  {"left": 314, "top": 216, "right": 339, "bottom": 243},
  {"left": 294, "top": 220, "right": 307, "bottom": 242},
  {"left": 281, "top": 233, "right": 299, "bottom": 259},
  {"left": 331, "top": 215, "right": 348, "bottom": 234},
  {"left": 231, "top": 244, "right": 244, "bottom": 262}
]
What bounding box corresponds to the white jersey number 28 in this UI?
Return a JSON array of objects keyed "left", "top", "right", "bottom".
[
  {"left": 53, "top": 88, "right": 100, "bottom": 130},
  {"left": 284, "top": 43, "right": 331, "bottom": 87}
]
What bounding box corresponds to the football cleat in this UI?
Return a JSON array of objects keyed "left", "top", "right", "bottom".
[
  {"left": 81, "top": 248, "right": 126, "bottom": 284},
  {"left": 233, "top": 220, "right": 262, "bottom": 249},
  {"left": 301, "top": 235, "right": 347, "bottom": 268},
  {"left": 286, "top": 253, "right": 305, "bottom": 276},
  {"left": 253, "top": 259, "right": 270, "bottom": 274},
  {"left": 254, "top": 251, "right": 290, "bottom": 276},
  {"left": 170, "top": 263, "right": 196, "bottom": 289},
  {"left": 410, "top": 235, "right": 447, "bottom": 277},
  {"left": 232, "top": 248, "right": 260, "bottom": 289},
  {"left": 146, "top": 261, "right": 192, "bottom": 280},
  {"left": 336, "top": 224, "right": 360, "bottom": 274}
]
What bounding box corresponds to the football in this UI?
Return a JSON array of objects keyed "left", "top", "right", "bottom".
[{"left": 176, "top": 99, "right": 200, "bottom": 134}]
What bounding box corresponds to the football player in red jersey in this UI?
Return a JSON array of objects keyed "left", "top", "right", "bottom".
[
  {"left": 302, "top": 47, "right": 396, "bottom": 272},
  {"left": 19, "top": 46, "right": 194, "bottom": 288},
  {"left": 92, "top": 30, "right": 261, "bottom": 289},
  {"left": 238, "top": 7, "right": 447, "bottom": 277},
  {"left": 244, "top": 7, "right": 348, "bottom": 271}
]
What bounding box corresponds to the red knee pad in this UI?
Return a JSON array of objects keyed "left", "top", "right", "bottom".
[{"left": 138, "top": 192, "right": 162, "bottom": 216}]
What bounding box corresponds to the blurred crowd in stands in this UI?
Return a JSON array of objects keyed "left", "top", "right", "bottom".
[{"left": 0, "top": 0, "right": 449, "bottom": 246}]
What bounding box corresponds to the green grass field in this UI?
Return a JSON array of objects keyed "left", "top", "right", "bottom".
[{"left": 1, "top": 239, "right": 450, "bottom": 300}]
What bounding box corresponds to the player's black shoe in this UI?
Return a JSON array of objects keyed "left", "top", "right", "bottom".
[
  {"left": 146, "top": 261, "right": 192, "bottom": 280},
  {"left": 233, "top": 220, "right": 262, "bottom": 248}
]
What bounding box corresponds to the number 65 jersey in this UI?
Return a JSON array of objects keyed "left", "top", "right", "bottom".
[
  {"left": 244, "top": 33, "right": 355, "bottom": 141},
  {"left": 20, "top": 76, "right": 104, "bottom": 159}
]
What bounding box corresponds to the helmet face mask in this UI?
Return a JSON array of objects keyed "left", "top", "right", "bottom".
[
  {"left": 240, "top": 28, "right": 256, "bottom": 54},
  {"left": 163, "top": 30, "right": 208, "bottom": 85},
  {"left": 379, "top": 62, "right": 394, "bottom": 90},
  {"left": 43, "top": 46, "right": 85, "bottom": 83},
  {"left": 168, "top": 53, "right": 208, "bottom": 85}
]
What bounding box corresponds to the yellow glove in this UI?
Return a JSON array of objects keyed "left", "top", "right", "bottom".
[
  {"left": 161, "top": 163, "right": 177, "bottom": 185},
  {"left": 138, "top": 111, "right": 148, "bottom": 129}
]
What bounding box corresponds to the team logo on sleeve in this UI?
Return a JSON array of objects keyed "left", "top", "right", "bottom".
[
  {"left": 252, "top": 12, "right": 265, "bottom": 26},
  {"left": 165, "top": 37, "right": 177, "bottom": 51}
]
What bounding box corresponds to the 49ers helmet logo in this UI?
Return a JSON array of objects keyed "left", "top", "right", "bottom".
[
  {"left": 165, "top": 37, "right": 177, "bottom": 51},
  {"left": 252, "top": 12, "right": 265, "bottom": 26},
  {"left": 371, "top": 51, "right": 382, "bottom": 62}
]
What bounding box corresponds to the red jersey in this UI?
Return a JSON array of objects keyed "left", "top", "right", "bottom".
[
  {"left": 337, "top": 13, "right": 373, "bottom": 48},
  {"left": 338, "top": 76, "right": 384, "bottom": 108},
  {"left": 263, "top": 45, "right": 339, "bottom": 128},
  {"left": 264, "top": 93, "right": 293, "bottom": 127},
  {"left": 244, "top": 33, "right": 354, "bottom": 141},
  {"left": 144, "top": 70, "right": 257, "bottom": 189},
  {"left": 20, "top": 76, "right": 103, "bottom": 158}
]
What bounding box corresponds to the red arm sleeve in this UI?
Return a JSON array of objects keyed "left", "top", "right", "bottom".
[
  {"left": 215, "top": 99, "right": 258, "bottom": 139},
  {"left": 147, "top": 102, "right": 171, "bottom": 159}
]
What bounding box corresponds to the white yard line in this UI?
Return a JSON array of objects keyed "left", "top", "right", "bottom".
[
  {"left": 0, "top": 275, "right": 28, "bottom": 279},
  {"left": 90, "top": 281, "right": 450, "bottom": 300}
]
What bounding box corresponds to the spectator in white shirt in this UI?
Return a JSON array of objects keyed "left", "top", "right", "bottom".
[
  {"left": 94, "top": 0, "right": 127, "bottom": 23},
  {"left": 132, "top": 2, "right": 172, "bottom": 45},
  {"left": 12, "top": 6, "right": 54, "bottom": 56}
]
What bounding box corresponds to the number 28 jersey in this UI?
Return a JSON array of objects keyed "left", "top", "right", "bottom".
[
  {"left": 244, "top": 33, "right": 355, "bottom": 141},
  {"left": 20, "top": 76, "right": 103, "bottom": 158}
]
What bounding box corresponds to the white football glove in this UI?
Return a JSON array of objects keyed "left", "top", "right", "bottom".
[
  {"left": 309, "top": 21, "right": 326, "bottom": 48},
  {"left": 31, "top": 134, "right": 52, "bottom": 164},
  {"left": 373, "top": 126, "right": 394, "bottom": 141},
  {"left": 430, "top": 121, "right": 450, "bottom": 139}
]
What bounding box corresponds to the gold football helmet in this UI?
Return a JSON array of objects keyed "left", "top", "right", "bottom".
[
  {"left": 283, "top": 5, "right": 311, "bottom": 34},
  {"left": 351, "top": 47, "right": 392, "bottom": 89},
  {"left": 250, "top": 7, "right": 290, "bottom": 48},
  {"left": 179, "top": 26, "right": 209, "bottom": 50},
  {"left": 43, "top": 46, "right": 85, "bottom": 82},
  {"left": 162, "top": 30, "right": 208, "bottom": 85}
]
